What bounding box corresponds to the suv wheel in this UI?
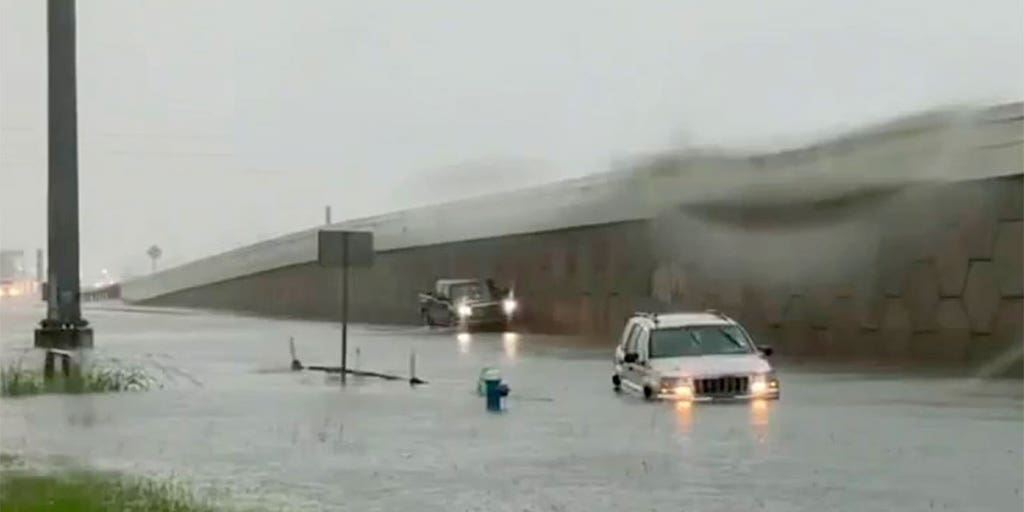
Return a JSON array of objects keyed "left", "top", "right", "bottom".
[
  {"left": 612, "top": 374, "right": 621, "bottom": 392},
  {"left": 643, "top": 385, "right": 655, "bottom": 401}
]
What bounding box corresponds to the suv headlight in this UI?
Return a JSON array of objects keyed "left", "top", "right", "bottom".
[
  {"left": 660, "top": 377, "right": 694, "bottom": 398},
  {"left": 502, "top": 298, "right": 518, "bottom": 315},
  {"left": 750, "top": 372, "right": 778, "bottom": 395},
  {"left": 457, "top": 304, "right": 473, "bottom": 317}
]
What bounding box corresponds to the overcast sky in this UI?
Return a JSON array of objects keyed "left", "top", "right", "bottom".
[{"left": 2, "top": 0, "right": 1022, "bottom": 280}]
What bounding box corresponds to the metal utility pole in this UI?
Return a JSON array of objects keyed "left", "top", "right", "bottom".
[
  {"left": 340, "top": 243, "right": 348, "bottom": 384},
  {"left": 35, "top": 0, "right": 92, "bottom": 350}
]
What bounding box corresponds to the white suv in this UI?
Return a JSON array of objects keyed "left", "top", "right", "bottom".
[{"left": 612, "top": 310, "right": 780, "bottom": 401}]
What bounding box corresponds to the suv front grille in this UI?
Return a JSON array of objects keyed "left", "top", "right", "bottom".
[{"left": 694, "top": 376, "right": 749, "bottom": 396}]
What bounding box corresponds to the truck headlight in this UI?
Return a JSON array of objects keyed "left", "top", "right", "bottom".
[
  {"left": 502, "top": 298, "right": 517, "bottom": 315},
  {"left": 457, "top": 304, "right": 473, "bottom": 317}
]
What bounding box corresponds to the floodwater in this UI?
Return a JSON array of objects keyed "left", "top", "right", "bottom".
[{"left": 1, "top": 301, "right": 1021, "bottom": 511}]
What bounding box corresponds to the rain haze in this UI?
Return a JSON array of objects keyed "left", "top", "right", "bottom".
[
  {"left": 2, "top": 2, "right": 1024, "bottom": 511},
  {"left": 1, "top": 0, "right": 1022, "bottom": 278}
]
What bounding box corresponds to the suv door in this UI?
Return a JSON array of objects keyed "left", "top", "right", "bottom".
[{"left": 635, "top": 326, "right": 652, "bottom": 385}]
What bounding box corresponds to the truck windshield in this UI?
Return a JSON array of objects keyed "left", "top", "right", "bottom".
[
  {"left": 449, "top": 282, "right": 491, "bottom": 301},
  {"left": 649, "top": 325, "right": 754, "bottom": 357}
]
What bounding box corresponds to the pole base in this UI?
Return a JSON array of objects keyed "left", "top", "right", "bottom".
[{"left": 34, "top": 326, "right": 93, "bottom": 350}]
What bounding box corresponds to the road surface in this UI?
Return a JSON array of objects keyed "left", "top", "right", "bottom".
[{"left": 1, "top": 301, "right": 1021, "bottom": 511}]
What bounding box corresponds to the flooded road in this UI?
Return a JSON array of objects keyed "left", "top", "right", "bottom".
[{"left": 1, "top": 301, "right": 1021, "bottom": 511}]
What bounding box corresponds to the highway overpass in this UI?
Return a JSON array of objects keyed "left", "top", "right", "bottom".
[{"left": 122, "top": 102, "right": 1023, "bottom": 368}]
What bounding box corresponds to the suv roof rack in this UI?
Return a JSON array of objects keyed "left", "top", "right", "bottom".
[
  {"left": 633, "top": 311, "right": 660, "bottom": 325},
  {"left": 705, "top": 309, "right": 730, "bottom": 321}
]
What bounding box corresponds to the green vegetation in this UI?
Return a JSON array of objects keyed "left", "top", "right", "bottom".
[
  {"left": 0, "top": 361, "right": 156, "bottom": 397},
  {"left": 0, "top": 470, "right": 218, "bottom": 512}
]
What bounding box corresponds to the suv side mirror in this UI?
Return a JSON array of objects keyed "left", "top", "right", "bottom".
[
  {"left": 758, "top": 345, "right": 774, "bottom": 357},
  {"left": 623, "top": 353, "right": 639, "bottom": 363}
]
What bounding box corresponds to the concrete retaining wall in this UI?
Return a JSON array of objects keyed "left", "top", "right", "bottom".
[{"left": 142, "top": 175, "right": 1022, "bottom": 368}]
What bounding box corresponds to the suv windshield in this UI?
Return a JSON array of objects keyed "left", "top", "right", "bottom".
[
  {"left": 449, "top": 282, "right": 491, "bottom": 301},
  {"left": 649, "top": 324, "right": 754, "bottom": 357}
]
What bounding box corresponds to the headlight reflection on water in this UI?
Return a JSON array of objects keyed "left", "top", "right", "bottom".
[
  {"left": 456, "top": 332, "right": 471, "bottom": 353},
  {"left": 672, "top": 397, "right": 773, "bottom": 436},
  {"left": 502, "top": 332, "right": 518, "bottom": 360},
  {"left": 750, "top": 399, "right": 772, "bottom": 442},
  {"left": 674, "top": 400, "right": 693, "bottom": 432}
]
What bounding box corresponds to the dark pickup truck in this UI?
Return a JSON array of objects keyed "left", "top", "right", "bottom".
[{"left": 418, "top": 278, "right": 518, "bottom": 330}]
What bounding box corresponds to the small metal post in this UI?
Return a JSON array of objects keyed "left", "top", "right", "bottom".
[
  {"left": 409, "top": 350, "right": 416, "bottom": 382},
  {"left": 325, "top": 205, "right": 332, "bottom": 225},
  {"left": 60, "top": 355, "right": 71, "bottom": 378},
  {"left": 44, "top": 351, "right": 55, "bottom": 379},
  {"left": 289, "top": 337, "right": 302, "bottom": 371},
  {"left": 340, "top": 236, "right": 349, "bottom": 384}
]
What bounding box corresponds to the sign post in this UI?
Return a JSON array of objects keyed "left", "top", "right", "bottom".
[{"left": 317, "top": 230, "right": 373, "bottom": 385}]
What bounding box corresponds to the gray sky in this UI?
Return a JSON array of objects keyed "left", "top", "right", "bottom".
[{"left": 2, "top": 0, "right": 1022, "bottom": 282}]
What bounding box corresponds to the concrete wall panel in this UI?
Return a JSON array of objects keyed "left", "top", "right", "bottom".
[
  {"left": 957, "top": 205, "right": 998, "bottom": 260},
  {"left": 993, "top": 299, "right": 1023, "bottom": 348},
  {"left": 826, "top": 297, "right": 860, "bottom": 358},
  {"left": 993, "top": 221, "right": 1023, "bottom": 298},
  {"left": 876, "top": 236, "right": 911, "bottom": 298},
  {"left": 933, "top": 231, "right": 970, "bottom": 297},
  {"left": 914, "top": 300, "right": 972, "bottom": 362},
  {"left": 969, "top": 299, "right": 1022, "bottom": 374},
  {"left": 964, "top": 261, "right": 1001, "bottom": 333},
  {"left": 880, "top": 298, "right": 912, "bottom": 359},
  {"left": 780, "top": 296, "right": 813, "bottom": 354},
  {"left": 994, "top": 175, "right": 1024, "bottom": 221},
  {"left": 905, "top": 262, "right": 940, "bottom": 332},
  {"left": 853, "top": 285, "right": 885, "bottom": 331}
]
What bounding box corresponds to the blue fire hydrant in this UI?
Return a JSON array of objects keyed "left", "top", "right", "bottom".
[{"left": 478, "top": 367, "right": 510, "bottom": 412}]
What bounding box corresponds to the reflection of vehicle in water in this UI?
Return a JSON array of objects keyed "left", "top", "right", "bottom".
[
  {"left": 613, "top": 310, "right": 779, "bottom": 402},
  {"left": 0, "top": 278, "right": 29, "bottom": 298},
  {"left": 418, "top": 278, "right": 518, "bottom": 330}
]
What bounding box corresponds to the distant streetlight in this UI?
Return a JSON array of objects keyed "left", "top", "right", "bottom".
[{"left": 147, "top": 245, "right": 162, "bottom": 273}]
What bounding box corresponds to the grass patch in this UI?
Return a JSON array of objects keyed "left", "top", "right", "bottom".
[
  {"left": 1, "top": 360, "right": 156, "bottom": 397},
  {"left": 0, "top": 469, "right": 219, "bottom": 512}
]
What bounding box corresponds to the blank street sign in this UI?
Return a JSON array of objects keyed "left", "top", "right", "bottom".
[{"left": 317, "top": 230, "right": 374, "bottom": 268}]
